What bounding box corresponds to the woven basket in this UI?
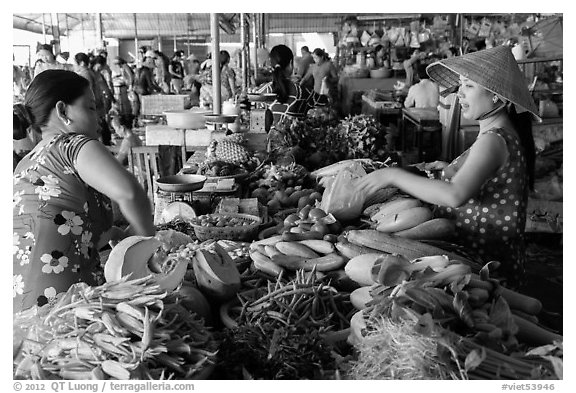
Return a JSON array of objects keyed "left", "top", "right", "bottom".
[{"left": 191, "top": 213, "right": 261, "bottom": 241}]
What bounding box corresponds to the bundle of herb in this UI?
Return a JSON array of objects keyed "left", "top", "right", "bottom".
[{"left": 213, "top": 323, "right": 337, "bottom": 379}]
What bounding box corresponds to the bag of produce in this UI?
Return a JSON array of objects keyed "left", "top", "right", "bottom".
[{"left": 320, "top": 163, "right": 367, "bottom": 221}]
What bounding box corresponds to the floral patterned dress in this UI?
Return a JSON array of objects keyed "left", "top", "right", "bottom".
[
  {"left": 435, "top": 128, "right": 529, "bottom": 288},
  {"left": 13, "top": 133, "right": 113, "bottom": 314}
]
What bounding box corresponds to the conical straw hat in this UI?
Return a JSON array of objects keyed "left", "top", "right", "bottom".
[{"left": 426, "top": 45, "right": 539, "bottom": 119}]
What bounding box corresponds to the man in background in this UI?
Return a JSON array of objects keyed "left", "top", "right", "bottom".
[{"left": 296, "top": 46, "right": 314, "bottom": 90}]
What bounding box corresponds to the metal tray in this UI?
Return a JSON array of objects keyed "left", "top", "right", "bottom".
[{"left": 156, "top": 174, "right": 207, "bottom": 192}]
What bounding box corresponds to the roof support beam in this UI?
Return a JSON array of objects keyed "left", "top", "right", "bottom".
[{"left": 210, "top": 13, "right": 221, "bottom": 114}]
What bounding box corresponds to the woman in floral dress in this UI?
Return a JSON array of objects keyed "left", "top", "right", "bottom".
[{"left": 13, "top": 70, "right": 155, "bottom": 314}]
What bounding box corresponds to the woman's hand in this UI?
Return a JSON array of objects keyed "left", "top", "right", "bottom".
[{"left": 355, "top": 168, "right": 397, "bottom": 198}]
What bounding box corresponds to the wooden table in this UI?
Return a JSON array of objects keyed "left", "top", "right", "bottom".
[{"left": 401, "top": 107, "right": 441, "bottom": 162}]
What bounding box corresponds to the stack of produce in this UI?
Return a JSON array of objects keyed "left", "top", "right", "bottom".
[
  {"left": 342, "top": 252, "right": 562, "bottom": 380},
  {"left": 215, "top": 269, "right": 353, "bottom": 379},
  {"left": 247, "top": 162, "right": 321, "bottom": 215},
  {"left": 13, "top": 275, "right": 216, "bottom": 380},
  {"left": 205, "top": 134, "right": 251, "bottom": 166},
  {"left": 249, "top": 205, "right": 347, "bottom": 277},
  {"left": 364, "top": 196, "right": 455, "bottom": 240},
  {"left": 280, "top": 114, "right": 394, "bottom": 169}
]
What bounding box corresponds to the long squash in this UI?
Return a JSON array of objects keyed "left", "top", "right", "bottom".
[
  {"left": 335, "top": 238, "right": 383, "bottom": 259},
  {"left": 375, "top": 206, "right": 433, "bottom": 233},
  {"left": 346, "top": 229, "right": 482, "bottom": 271},
  {"left": 394, "top": 218, "right": 456, "bottom": 240}
]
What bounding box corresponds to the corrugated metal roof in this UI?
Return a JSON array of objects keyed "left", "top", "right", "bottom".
[{"left": 14, "top": 13, "right": 425, "bottom": 39}]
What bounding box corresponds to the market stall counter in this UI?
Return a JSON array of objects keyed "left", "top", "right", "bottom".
[
  {"left": 401, "top": 107, "right": 442, "bottom": 163},
  {"left": 339, "top": 76, "right": 402, "bottom": 116}
]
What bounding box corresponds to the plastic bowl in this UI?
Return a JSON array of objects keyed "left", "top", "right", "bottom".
[
  {"left": 164, "top": 109, "right": 211, "bottom": 129},
  {"left": 370, "top": 68, "right": 391, "bottom": 79},
  {"left": 156, "top": 174, "right": 207, "bottom": 192}
]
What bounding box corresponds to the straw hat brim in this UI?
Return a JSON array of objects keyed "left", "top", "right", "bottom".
[{"left": 426, "top": 46, "right": 540, "bottom": 120}]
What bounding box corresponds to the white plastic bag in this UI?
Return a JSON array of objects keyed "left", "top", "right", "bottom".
[{"left": 320, "top": 162, "right": 367, "bottom": 221}]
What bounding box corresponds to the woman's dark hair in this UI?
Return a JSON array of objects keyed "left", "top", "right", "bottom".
[
  {"left": 13, "top": 104, "right": 30, "bottom": 140},
  {"left": 508, "top": 106, "right": 536, "bottom": 190},
  {"left": 312, "top": 48, "right": 328, "bottom": 61},
  {"left": 74, "top": 52, "right": 90, "bottom": 66},
  {"left": 269, "top": 44, "right": 293, "bottom": 103},
  {"left": 219, "top": 50, "right": 230, "bottom": 70},
  {"left": 19, "top": 69, "right": 90, "bottom": 130},
  {"left": 91, "top": 55, "right": 107, "bottom": 68},
  {"left": 374, "top": 44, "right": 383, "bottom": 54},
  {"left": 416, "top": 63, "right": 429, "bottom": 80}
]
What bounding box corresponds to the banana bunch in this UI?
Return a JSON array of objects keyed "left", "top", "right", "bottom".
[{"left": 365, "top": 197, "right": 455, "bottom": 240}]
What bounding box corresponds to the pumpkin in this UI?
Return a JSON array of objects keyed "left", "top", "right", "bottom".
[
  {"left": 104, "top": 236, "right": 187, "bottom": 292},
  {"left": 192, "top": 249, "right": 241, "bottom": 301}
]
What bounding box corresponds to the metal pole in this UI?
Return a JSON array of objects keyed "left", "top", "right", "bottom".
[
  {"left": 210, "top": 13, "right": 221, "bottom": 114},
  {"left": 173, "top": 14, "right": 177, "bottom": 53},
  {"left": 51, "top": 13, "right": 61, "bottom": 56},
  {"left": 251, "top": 13, "right": 258, "bottom": 78},
  {"left": 157, "top": 14, "right": 162, "bottom": 52},
  {"left": 134, "top": 13, "right": 139, "bottom": 65},
  {"left": 259, "top": 13, "right": 265, "bottom": 49},
  {"left": 65, "top": 14, "right": 70, "bottom": 54},
  {"left": 41, "top": 14, "right": 47, "bottom": 44},
  {"left": 80, "top": 13, "right": 85, "bottom": 49},
  {"left": 240, "top": 13, "right": 247, "bottom": 92},
  {"left": 186, "top": 14, "right": 191, "bottom": 57},
  {"left": 95, "top": 13, "right": 103, "bottom": 50}
]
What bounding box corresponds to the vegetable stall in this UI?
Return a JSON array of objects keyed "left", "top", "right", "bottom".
[
  {"left": 13, "top": 108, "right": 562, "bottom": 381},
  {"left": 12, "top": 12, "right": 562, "bottom": 382}
]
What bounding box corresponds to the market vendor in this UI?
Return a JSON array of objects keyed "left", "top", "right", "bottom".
[
  {"left": 13, "top": 70, "right": 155, "bottom": 314},
  {"left": 256, "top": 44, "right": 330, "bottom": 126},
  {"left": 403, "top": 63, "right": 440, "bottom": 109},
  {"left": 357, "top": 46, "right": 538, "bottom": 289}
]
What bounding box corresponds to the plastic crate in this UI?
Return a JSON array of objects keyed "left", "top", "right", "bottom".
[{"left": 140, "top": 95, "right": 190, "bottom": 116}]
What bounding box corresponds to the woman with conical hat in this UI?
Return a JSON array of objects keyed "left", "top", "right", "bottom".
[{"left": 357, "top": 45, "right": 539, "bottom": 288}]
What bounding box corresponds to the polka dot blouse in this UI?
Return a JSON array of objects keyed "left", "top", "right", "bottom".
[{"left": 436, "top": 128, "right": 529, "bottom": 287}]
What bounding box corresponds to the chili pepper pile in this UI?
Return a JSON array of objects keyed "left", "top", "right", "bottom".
[
  {"left": 236, "top": 269, "right": 354, "bottom": 331},
  {"left": 14, "top": 275, "right": 216, "bottom": 380}
]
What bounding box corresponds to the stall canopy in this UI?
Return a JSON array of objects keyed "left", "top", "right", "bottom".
[{"left": 13, "top": 13, "right": 425, "bottom": 40}]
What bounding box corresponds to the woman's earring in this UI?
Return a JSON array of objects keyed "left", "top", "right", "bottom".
[
  {"left": 64, "top": 119, "right": 71, "bottom": 125},
  {"left": 492, "top": 96, "right": 499, "bottom": 104}
]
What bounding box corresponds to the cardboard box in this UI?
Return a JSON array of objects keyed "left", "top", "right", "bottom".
[
  {"left": 185, "top": 129, "right": 213, "bottom": 146},
  {"left": 145, "top": 125, "right": 185, "bottom": 146}
]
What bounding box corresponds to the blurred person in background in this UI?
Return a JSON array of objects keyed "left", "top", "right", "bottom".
[
  {"left": 152, "top": 50, "right": 171, "bottom": 94},
  {"left": 257, "top": 44, "right": 329, "bottom": 126},
  {"left": 295, "top": 46, "right": 314, "bottom": 89},
  {"left": 91, "top": 55, "right": 116, "bottom": 145},
  {"left": 404, "top": 63, "right": 440, "bottom": 109},
  {"left": 33, "top": 45, "right": 64, "bottom": 79},
  {"left": 169, "top": 51, "right": 185, "bottom": 94},
  {"left": 199, "top": 50, "right": 238, "bottom": 107},
  {"left": 111, "top": 56, "right": 135, "bottom": 128},
  {"left": 135, "top": 53, "right": 162, "bottom": 96}
]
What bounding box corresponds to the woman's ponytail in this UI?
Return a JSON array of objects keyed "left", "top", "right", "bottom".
[
  {"left": 509, "top": 105, "right": 535, "bottom": 190},
  {"left": 269, "top": 45, "right": 294, "bottom": 103},
  {"left": 13, "top": 103, "right": 33, "bottom": 140}
]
